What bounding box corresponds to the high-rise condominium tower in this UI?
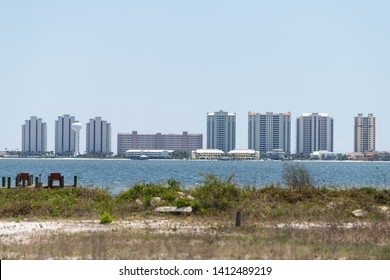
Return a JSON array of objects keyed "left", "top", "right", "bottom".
[
  {"left": 86, "top": 117, "right": 112, "bottom": 155},
  {"left": 296, "top": 113, "right": 334, "bottom": 155},
  {"left": 22, "top": 116, "right": 47, "bottom": 154},
  {"left": 207, "top": 110, "right": 236, "bottom": 153},
  {"left": 354, "top": 113, "right": 375, "bottom": 152},
  {"left": 248, "top": 112, "right": 291, "bottom": 155},
  {"left": 55, "top": 114, "right": 79, "bottom": 156}
]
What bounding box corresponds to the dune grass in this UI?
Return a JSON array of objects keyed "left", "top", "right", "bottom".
[
  {"left": 1, "top": 171, "right": 389, "bottom": 260},
  {"left": 0, "top": 175, "right": 389, "bottom": 222}
]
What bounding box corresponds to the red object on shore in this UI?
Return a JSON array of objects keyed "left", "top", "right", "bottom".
[{"left": 48, "top": 173, "right": 64, "bottom": 187}]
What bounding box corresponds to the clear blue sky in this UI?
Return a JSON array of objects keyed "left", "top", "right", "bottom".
[{"left": 1, "top": 0, "right": 389, "bottom": 153}]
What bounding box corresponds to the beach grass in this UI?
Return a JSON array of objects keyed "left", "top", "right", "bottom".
[
  {"left": 1, "top": 173, "right": 390, "bottom": 259},
  {"left": 1, "top": 181, "right": 389, "bottom": 222}
]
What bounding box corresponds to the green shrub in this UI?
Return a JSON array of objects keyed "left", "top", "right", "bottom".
[
  {"left": 100, "top": 212, "right": 114, "bottom": 224},
  {"left": 192, "top": 173, "right": 241, "bottom": 214},
  {"left": 116, "top": 182, "right": 184, "bottom": 205},
  {"left": 283, "top": 163, "right": 313, "bottom": 189},
  {"left": 174, "top": 198, "right": 193, "bottom": 208},
  {"left": 0, "top": 187, "right": 113, "bottom": 218}
]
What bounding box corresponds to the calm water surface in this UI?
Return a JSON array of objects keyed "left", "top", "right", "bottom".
[{"left": 0, "top": 158, "right": 389, "bottom": 195}]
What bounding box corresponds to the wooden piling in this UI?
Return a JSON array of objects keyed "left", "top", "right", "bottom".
[
  {"left": 35, "top": 177, "right": 40, "bottom": 188},
  {"left": 236, "top": 211, "right": 241, "bottom": 227},
  {"left": 15, "top": 175, "right": 19, "bottom": 187},
  {"left": 73, "top": 175, "right": 77, "bottom": 187},
  {"left": 7, "top": 177, "right": 11, "bottom": 188},
  {"left": 48, "top": 176, "right": 51, "bottom": 188},
  {"left": 2, "top": 177, "right": 5, "bottom": 187},
  {"left": 60, "top": 176, "right": 65, "bottom": 188}
]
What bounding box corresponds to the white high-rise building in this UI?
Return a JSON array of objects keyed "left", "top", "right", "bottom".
[
  {"left": 86, "top": 117, "right": 112, "bottom": 155},
  {"left": 207, "top": 110, "right": 236, "bottom": 153},
  {"left": 55, "top": 114, "right": 79, "bottom": 156},
  {"left": 248, "top": 112, "right": 291, "bottom": 155},
  {"left": 296, "top": 113, "right": 334, "bottom": 155},
  {"left": 22, "top": 116, "right": 47, "bottom": 154},
  {"left": 354, "top": 113, "right": 375, "bottom": 153}
]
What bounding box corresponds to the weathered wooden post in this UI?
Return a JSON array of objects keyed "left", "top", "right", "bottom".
[
  {"left": 7, "top": 177, "right": 11, "bottom": 188},
  {"left": 60, "top": 176, "right": 65, "bottom": 188},
  {"left": 16, "top": 175, "right": 19, "bottom": 187},
  {"left": 73, "top": 175, "right": 78, "bottom": 187},
  {"left": 2, "top": 177, "right": 5, "bottom": 187},
  {"left": 48, "top": 176, "right": 51, "bottom": 188},
  {"left": 35, "top": 177, "right": 39, "bottom": 188},
  {"left": 29, "top": 175, "right": 33, "bottom": 186},
  {"left": 236, "top": 211, "right": 241, "bottom": 227},
  {"left": 22, "top": 178, "right": 26, "bottom": 187}
]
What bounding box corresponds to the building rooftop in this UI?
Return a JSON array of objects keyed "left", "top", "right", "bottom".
[
  {"left": 194, "top": 149, "right": 224, "bottom": 154},
  {"left": 248, "top": 111, "right": 291, "bottom": 116},
  {"left": 126, "top": 149, "right": 174, "bottom": 153},
  {"left": 228, "top": 149, "right": 257, "bottom": 154},
  {"left": 207, "top": 111, "right": 236, "bottom": 116},
  {"left": 301, "top": 113, "right": 329, "bottom": 117}
]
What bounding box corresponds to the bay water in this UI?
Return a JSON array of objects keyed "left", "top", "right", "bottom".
[{"left": 0, "top": 158, "right": 389, "bottom": 195}]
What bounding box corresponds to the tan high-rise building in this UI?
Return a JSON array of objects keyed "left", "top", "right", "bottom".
[
  {"left": 248, "top": 112, "right": 291, "bottom": 155},
  {"left": 354, "top": 113, "right": 375, "bottom": 152},
  {"left": 207, "top": 110, "right": 236, "bottom": 153},
  {"left": 296, "top": 113, "right": 334, "bottom": 155}
]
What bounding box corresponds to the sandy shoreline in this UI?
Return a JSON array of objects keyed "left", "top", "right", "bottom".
[
  {"left": 0, "top": 219, "right": 211, "bottom": 245},
  {"left": 0, "top": 219, "right": 375, "bottom": 245}
]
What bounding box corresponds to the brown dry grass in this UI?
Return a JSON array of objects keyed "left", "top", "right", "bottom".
[{"left": 1, "top": 217, "right": 389, "bottom": 260}]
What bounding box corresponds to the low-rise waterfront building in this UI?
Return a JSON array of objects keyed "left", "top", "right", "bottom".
[
  {"left": 365, "top": 151, "right": 390, "bottom": 161},
  {"left": 191, "top": 149, "right": 225, "bottom": 160},
  {"left": 192, "top": 149, "right": 260, "bottom": 160},
  {"left": 266, "top": 149, "right": 286, "bottom": 160},
  {"left": 227, "top": 149, "right": 260, "bottom": 160},
  {"left": 309, "top": 150, "right": 338, "bottom": 160},
  {"left": 345, "top": 152, "right": 365, "bottom": 161},
  {"left": 345, "top": 151, "right": 390, "bottom": 161},
  {"left": 125, "top": 149, "right": 173, "bottom": 159}
]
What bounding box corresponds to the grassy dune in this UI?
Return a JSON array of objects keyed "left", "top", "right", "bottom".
[
  {"left": 1, "top": 177, "right": 389, "bottom": 222},
  {"left": 1, "top": 173, "right": 390, "bottom": 259}
]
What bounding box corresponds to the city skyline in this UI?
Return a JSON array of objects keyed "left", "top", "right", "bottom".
[
  {"left": 1, "top": 1, "right": 389, "bottom": 153},
  {"left": 14, "top": 111, "right": 384, "bottom": 155}
]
